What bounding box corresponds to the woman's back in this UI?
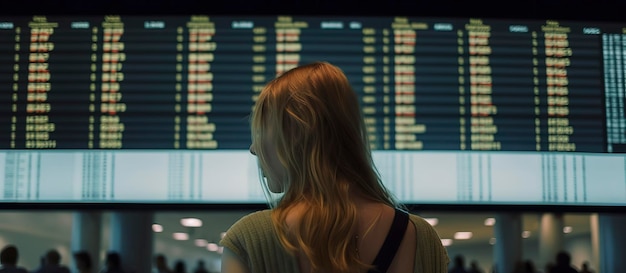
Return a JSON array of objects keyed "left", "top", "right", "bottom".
[
  {"left": 287, "top": 199, "right": 416, "bottom": 273},
  {"left": 221, "top": 199, "right": 447, "bottom": 273}
]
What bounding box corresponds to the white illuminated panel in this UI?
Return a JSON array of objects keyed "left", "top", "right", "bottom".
[{"left": 0, "top": 150, "right": 624, "bottom": 206}]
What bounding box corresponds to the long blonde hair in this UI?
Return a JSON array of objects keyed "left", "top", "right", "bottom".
[{"left": 251, "top": 62, "right": 399, "bottom": 273}]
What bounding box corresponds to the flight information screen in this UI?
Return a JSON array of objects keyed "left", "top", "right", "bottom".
[{"left": 0, "top": 15, "right": 625, "bottom": 206}]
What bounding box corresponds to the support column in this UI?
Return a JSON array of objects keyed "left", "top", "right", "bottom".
[
  {"left": 71, "top": 211, "right": 103, "bottom": 273},
  {"left": 598, "top": 213, "right": 626, "bottom": 273},
  {"left": 538, "top": 212, "right": 564, "bottom": 269},
  {"left": 493, "top": 213, "right": 522, "bottom": 273},
  {"left": 590, "top": 213, "right": 599, "bottom": 273},
  {"left": 109, "top": 211, "right": 154, "bottom": 273}
]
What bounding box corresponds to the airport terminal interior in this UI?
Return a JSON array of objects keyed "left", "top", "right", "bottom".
[
  {"left": 1, "top": 0, "right": 626, "bottom": 273},
  {"left": 0, "top": 209, "right": 612, "bottom": 273}
]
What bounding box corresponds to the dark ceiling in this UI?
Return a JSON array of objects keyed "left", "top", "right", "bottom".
[{"left": 1, "top": 0, "right": 623, "bottom": 23}]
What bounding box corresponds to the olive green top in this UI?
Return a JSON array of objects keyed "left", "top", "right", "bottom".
[{"left": 220, "top": 209, "right": 449, "bottom": 273}]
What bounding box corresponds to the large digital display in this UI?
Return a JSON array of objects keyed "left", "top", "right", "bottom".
[{"left": 0, "top": 15, "right": 625, "bottom": 206}]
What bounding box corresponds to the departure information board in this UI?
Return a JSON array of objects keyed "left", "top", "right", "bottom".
[
  {"left": 0, "top": 15, "right": 624, "bottom": 153},
  {"left": 1, "top": 15, "right": 626, "bottom": 207}
]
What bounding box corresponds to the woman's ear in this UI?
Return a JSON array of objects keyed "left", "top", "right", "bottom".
[{"left": 250, "top": 143, "right": 257, "bottom": 156}]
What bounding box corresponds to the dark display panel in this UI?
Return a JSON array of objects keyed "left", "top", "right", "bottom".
[
  {"left": 0, "top": 15, "right": 623, "bottom": 152},
  {"left": 0, "top": 15, "right": 625, "bottom": 206}
]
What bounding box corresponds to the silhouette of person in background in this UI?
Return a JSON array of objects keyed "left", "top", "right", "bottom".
[
  {"left": 73, "top": 251, "right": 92, "bottom": 273},
  {"left": 101, "top": 252, "right": 124, "bottom": 273},
  {"left": 523, "top": 260, "right": 537, "bottom": 273},
  {"left": 512, "top": 259, "right": 539, "bottom": 273},
  {"left": 0, "top": 245, "right": 28, "bottom": 273},
  {"left": 549, "top": 251, "right": 578, "bottom": 273},
  {"left": 172, "top": 261, "right": 185, "bottom": 273},
  {"left": 32, "top": 250, "right": 70, "bottom": 273},
  {"left": 578, "top": 262, "right": 593, "bottom": 273},
  {"left": 192, "top": 260, "right": 207, "bottom": 273},
  {"left": 153, "top": 255, "right": 171, "bottom": 273},
  {"left": 545, "top": 262, "right": 555, "bottom": 273},
  {"left": 468, "top": 260, "right": 483, "bottom": 273},
  {"left": 512, "top": 260, "right": 525, "bottom": 273},
  {"left": 449, "top": 255, "right": 468, "bottom": 273}
]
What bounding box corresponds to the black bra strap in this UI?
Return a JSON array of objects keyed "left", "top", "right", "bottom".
[{"left": 367, "top": 208, "right": 409, "bottom": 273}]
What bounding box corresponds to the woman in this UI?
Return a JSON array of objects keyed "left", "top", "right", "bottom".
[{"left": 220, "top": 62, "right": 449, "bottom": 273}]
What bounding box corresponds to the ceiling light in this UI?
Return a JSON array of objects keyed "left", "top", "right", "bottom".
[
  {"left": 424, "top": 218, "right": 438, "bottom": 226},
  {"left": 489, "top": 238, "right": 496, "bottom": 245},
  {"left": 454, "top": 232, "right": 473, "bottom": 240},
  {"left": 563, "top": 226, "right": 573, "bottom": 234},
  {"left": 484, "top": 218, "right": 496, "bottom": 226},
  {"left": 441, "top": 239, "right": 453, "bottom": 246},
  {"left": 207, "top": 243, "right": 219, "bottom": 252},
  {"left": 194, "top": 239, "right": 208, "bottom": 247},
  {"left": 152, "top": 224, "right": 163, "bottom": 233},
  {"left": 173, "top": 232, "right": 189, "bottom": 240},
  {"left": 181, "top": 218, "right": 203, "bottom": 227},
  {"left": 522, "top": 231, "right": 531, "bottom": 238}
]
